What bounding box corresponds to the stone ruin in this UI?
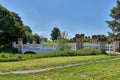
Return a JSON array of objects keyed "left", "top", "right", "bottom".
[
  {"left": 76, "top": 34, "right": 106, "bottom": 53},
  {"left": 17, "top": 38, "right": 37, "bottom": 53},
  {"left": 76, "top": 34, "right": 84, "bottom": 50},
  {"left": 92, "top": 35, "right": 98, "bottom": 44},
  {"left": 113, "top": 36, "right": 120, "bottom": 52}
]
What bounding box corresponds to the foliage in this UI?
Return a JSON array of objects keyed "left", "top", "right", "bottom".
[
  {"left": 51, "top": 27, "right": 61, "bottom": 42},
  {"left": 84, "top": 36, "right": 91, "bottom": 42},
  {"left": 22, "top": 25, "right": 33, "bottom": 43},
  {"left": 0, "top": 48, "right": 103, "bottom": 62},
  {"left": 55, "top": 32, "right": 71, "bottom": 52},
  {"left": 0, "top": 53, "right": 24, "bottom": 62},
  {"left": 69, "top": 36, "right": 76, "bottom": 42},
  {"left": 0, "top": 5, "right": 15, "bottom": 46},
  {"left": 106, "top": 0, "right": 120, "bottom": 40},
  {"left": 0, "top": 47, "right": 17, "bottom": 53},
  {"left": 50, "top": 48, "right": 103, "bottom": 57},
  {"left": 106, "top": 35, "right": 113, "bottom": 44},
  {"left": 32, "top": 33, "right": 42, "bottom": 44},
  {"left": 0, "top": 5, "right": 33, "bottom": 47},
  {"left": 75, "top": 34, "right": 84, "bottom": 38},
  {"left": 98, "top": 35, "right": 107, "bottom": 42},
  {"left": 11, "top": 12, "right": 23, "bottom": 25}
]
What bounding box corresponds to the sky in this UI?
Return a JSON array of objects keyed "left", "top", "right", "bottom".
[{"left": 0, "top": 0, "right": 117, "bottom": 40}]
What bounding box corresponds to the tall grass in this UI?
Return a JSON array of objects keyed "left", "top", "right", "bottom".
[
  {"left": 0, "top": 48, "right": 104, "bottom": 62},
  {"left": 48, "top": 48, "right": 103, "bottom": 57}
]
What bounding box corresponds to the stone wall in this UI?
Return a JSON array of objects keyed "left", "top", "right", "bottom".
[
  {"left": 18, "top": 38, "right": 23, "bottom": 53},
  {"left": 113, "top": 40, "right": 120, "bottom": 52},
  {"left": 92, "top": 35, "right": 98, "bottom": 44},
  {"left": 76, "top": 34, "right": 84, "bottom": 50}
]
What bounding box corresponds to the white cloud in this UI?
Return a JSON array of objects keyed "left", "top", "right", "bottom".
[
  {"left": 33, "top": 31, "right": 47, "bottom": 36},
  {"left": 33, "top": 31, "right": 51, "bottom": 39}
]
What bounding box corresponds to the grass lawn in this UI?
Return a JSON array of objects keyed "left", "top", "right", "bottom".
[
  {"left": 0, "top": 56, "right": 120, "bottom": 80},
  {"left": 44, "top": 41, "right": 56, "bottom": 44},
  {"left": 0, "top": 55, "right": 118, "bottom": 72},
  {"left": 0, "top": 55, "right": 111, "bottom": 72},
  {"left": 44, "top": 41, "right": 90, "bottom": 45}
]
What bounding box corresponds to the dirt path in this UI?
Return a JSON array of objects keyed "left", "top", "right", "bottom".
[{"left": 0, "top": 58, "right": 120, "bottom": 75}]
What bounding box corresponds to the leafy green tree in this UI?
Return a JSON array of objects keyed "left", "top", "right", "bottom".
[
  {"left": 22, "top": 25, "right": 33, "bottom": 43},
  {"left": 84, "top": 36, "right": 91, "bottom": 42},
  {"left": 32, "top": 33, "right": 41, "bottom": 44},
  {"left": 0, "top": 4, "right": 33, "bottom": 47},
  {"left": 11, "top": 12, "right": 23, "bottom": 25},
  {"left": 97, "top": 35, "right": 107, "bottom": 42},
  {"left": 106, "top": 35, "right": 112, "bottom": 44},
  {"left": 69, "top": 37, "right": 76, "bottom": 42},
  {"left": 107, "top": 0, "right": 120, "bottom": 52},
  {"left": 11, "top": 12, "right": 31, "bottom": 40},
  {"left": 106, "top": 0, "right": 120, "bottom": 40},
  {"left": 0, "top": 5, "right": 15, "bottom": 46},
  {"left": 51, "top": 27, "right": 61, "bottom": 42}
]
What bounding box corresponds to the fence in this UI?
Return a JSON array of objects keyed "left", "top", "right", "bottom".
[{"left": 12, "top": 41, "right": 114, "bottom": 54}]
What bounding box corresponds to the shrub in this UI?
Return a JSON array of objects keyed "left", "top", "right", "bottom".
[
  {"left": 0, "top": 53, "right": 25, "bottom": 62},
  {"left": 55, "top": 32, "right": 71, "bottom": 52},
  {"left": 47, "top": 48, "right": 103, "bottom": 57},
  {"left": 0, "top": 47, "right": 17, "bottom": 53}
]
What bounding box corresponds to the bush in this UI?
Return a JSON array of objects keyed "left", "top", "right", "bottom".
[
  {"left": 0, "top": 47, "right": 17, "bottom": 53},
  {"left": 73, "top": 48, "right": 103, "bottom": 56},
  {"left": 0, "top": 53, "right": 25, "bottom": 62},
  {"left": 46, "top": 48, "right": 103, "bottom": 57},
  {"left": 55, "top": 32, "right": 71, "bottom": 52}
]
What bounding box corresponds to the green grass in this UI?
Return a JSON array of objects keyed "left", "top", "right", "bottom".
[
  {"left": 0, "top": 56, "right": 120, "bottom": 80},
  {"left": 44, "top": 41, "right": 90, "bottom": 45},
  {"left": 0, "top": 55, "right": 118, "bottom": 72},
  {"left": 44, "top": 41, "right": 76, "bottom": 44},
  {"left": 44, "top": 41, "right": 75, "bottom": 44},
  {"left": 0, "top": 48, "right": 104, "bottom": 62},
  {"left": 44, "top": 41, "right": 56, "bottom": 44}
]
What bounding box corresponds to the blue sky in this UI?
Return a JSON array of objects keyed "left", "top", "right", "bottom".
[{"left": 0, "top": 0, "right": 116, "bottom": 39}]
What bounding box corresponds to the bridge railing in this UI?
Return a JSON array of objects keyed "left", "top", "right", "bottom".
[
  {"left": 12, "top": 42, "right": 114, "bottom": 52},
  {"left": 22, "top": 44, "right": 41, "bottom": 49},
  {"left": 44, "top": 44, "right": 57, "bottom": 49}
]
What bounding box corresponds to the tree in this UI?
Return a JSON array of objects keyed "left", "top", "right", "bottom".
[
  {"left": 0, "top": 5, "right": 15, "bottom": 46},
  {"left": 0, "top": 4, "right": 33, "bottom": 47},
  {"left": 51, "top": 27, "right": 61, "bottom": 42},
  {"left": 69, "top": 37, "right": 76, "bottom": 42},
  {"left": 106, "top": 35, "right": 112, "bottom": 44},
  {"left": 32, "top": 33, "right": 42, "bottom": 44},
  {"left": 106, "top": 0, "right": 120, "bottom": 38},
  {"left": 56, "top": 32, "right": 71, "bottom": 52},
  {"left": 84, "top": 36, "right": 91, "bottom": 42},
  {"left": 11, "top": 12, "right": 23, "bottom": 25},
  {"left": 22, "top": 25, "right": 33, "bottom": 43},
  {"left": 11, "top": 12, "right": 30, "bottom": 40},
  {"left": 106, "top": 0, "right": 120, "bottom": 40}
]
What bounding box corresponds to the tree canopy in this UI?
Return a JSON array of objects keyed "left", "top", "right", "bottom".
[
  {"left": 0, "top": 5, "right": 15, "bottom": 46},
  {"left": 51, "top": 27, "right": 61, "bottom": 42},
  {"left": 106, "top": 0, "right": 120, "bottom": 40},
  {"left": 106, "top": 0, "right": 120, "bottom": 52},
  {"left": 0, "top": 4, "right": 33, "bottom": 47}
]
